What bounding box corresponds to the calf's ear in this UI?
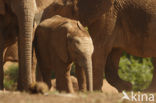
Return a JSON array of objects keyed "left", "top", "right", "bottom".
[{"left": 0, "top": 0, "right": 5, "bottom": 15}]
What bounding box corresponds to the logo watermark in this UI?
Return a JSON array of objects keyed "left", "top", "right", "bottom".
[{"left": 122, "top": 91, "right": 154, "bottom": 102}]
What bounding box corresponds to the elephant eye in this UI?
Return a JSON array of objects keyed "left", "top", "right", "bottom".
[{"left": 76, "top": 40, "right": 80, "bottom": 44}]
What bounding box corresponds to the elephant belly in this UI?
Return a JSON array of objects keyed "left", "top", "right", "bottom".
[
  {"left": 114, "top": 15, "right": 156, "bottom": 57},
  {"left": 120, "top": 32, "right": 156, "bottom": 58}
]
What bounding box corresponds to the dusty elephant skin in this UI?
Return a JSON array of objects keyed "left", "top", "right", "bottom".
[
  {"left": 34, "top": 0, "right": 156, "bottom": 92},
  {"left": 0, "top": 0, "right": 58, "bottom": 91},
  {"left": 0, "top": 0, "right": 36, "bottom": 91},
  {"left": 34, "top": 15, "right": 94, "bottom": 93},
  {"left": 0, "top": 0, "right": 114, "bottom": 92},
  {"left": 88, "top": 0, "right": 156, "bottom": 92},
  {"left": 36, "top": 0, "right": 114, "bottom": 92}
]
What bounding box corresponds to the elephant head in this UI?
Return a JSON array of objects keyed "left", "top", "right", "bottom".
[
  {"left": 67, "top": 25, "right": 94, "bottom": 91},
  {"left": 40, "top": 0, "right": 114, "bottom": 26}
]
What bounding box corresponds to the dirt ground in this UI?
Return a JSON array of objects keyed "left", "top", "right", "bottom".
[
  {"left": 0, "top": 76, "right": 124, "bottom": 103},
  {"left": 0, "top": 91, "right": 123, "bottom": 103},
  {"left": 2, "top": 62, "right": 122, "bottom": 103},
  {"left": 2, "top": 62, "right": 155, "bottom": 103}
]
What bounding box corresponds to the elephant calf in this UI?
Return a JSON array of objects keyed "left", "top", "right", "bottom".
[{"left": 35, "top": 15, "right": 94, "bottom": 93}]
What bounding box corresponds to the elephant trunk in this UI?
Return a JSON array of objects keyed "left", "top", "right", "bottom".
[
  {"left": 15, "top": 0, "right": 36, "bottom": 91},
  {"left": 84, "top": 57, "right": 93, "bottom": 92}
]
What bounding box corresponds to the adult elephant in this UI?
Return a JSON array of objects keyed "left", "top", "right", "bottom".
[
  {"left": 0, "top": 0, "right": 55, "bottom": 91},
  {"left": 87, "top": 0, "right": 156, "bottom": 91}
]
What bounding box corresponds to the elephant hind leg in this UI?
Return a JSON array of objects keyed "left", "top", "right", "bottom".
[
  {"left": 55, "top": 62, "right": 74, "bottom": 93},
  {"left": 105, "top": 48, "right": 132, "bottom": 92}
]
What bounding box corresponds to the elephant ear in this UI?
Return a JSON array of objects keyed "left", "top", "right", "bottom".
[{"left": 0, "top": 0, "right": 5, "bottom": 15}]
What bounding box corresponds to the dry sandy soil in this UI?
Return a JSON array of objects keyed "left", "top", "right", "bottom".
[
  {"left": 0, "top": 76, "right": 125, "bottom": 103},
  {"left": 3, "top": 62, "right": 149, "bottom": 103},
  {"left": 0, "top": 91, "right": 123, "bottom": 103},
  {"left": 2, "top": 62, "right": 155, "bottom": 103},
  {"left": 2, "top": 62, "right": 123, "bottom": 103}
]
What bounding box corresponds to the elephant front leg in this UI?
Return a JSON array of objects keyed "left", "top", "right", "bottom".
[
  {"left": 31, "top": 49, "right": 37, "bottom": 83},
  {"left": 55, "top": 63, "right": 74, "bottom": 93},
  {"left": 36, "top": 63, "right": 43, "bottom": 82},
  {"left": 105, "top": 48, "right": 132, "bottom": 92},
  {"left": 75, "top": 65, "right": 86, "bottom": 91},
  {"left": 92, "top": 48, "right": 107, "bottom": 91}
]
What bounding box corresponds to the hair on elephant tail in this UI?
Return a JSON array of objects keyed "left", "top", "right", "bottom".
[{"left": 29, "top": 82, "right": 49, "bottom": 94}]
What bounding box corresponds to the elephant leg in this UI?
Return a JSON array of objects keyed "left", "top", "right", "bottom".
[
  {"left": 143, "top": 58, "right": 156, "bottom": 92},
  {"left": 39, "top": 65, "right": 52, "bottom": 89},
  {"left": 55, "top": 63, "right": 74, "bottom": 93},
  {"left": 31, "top": 49, "right": 37, "bottom": 83},
  {"left": 105, "top": 48, "right": 132, "bottom": 92},
  {"left": 0, "top": 47, "right": 4, "bottom": 90},
  {"left": 36, "top": 63, "right": 43, "bottom": 82},
  {"left": 75, "top": 65, "right": 86, "bottom": 91},
  {"left": 92, "top": 47, "right": 107, "bottom": 91}
]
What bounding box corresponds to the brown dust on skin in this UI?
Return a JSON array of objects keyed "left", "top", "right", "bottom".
[{"left": 84, "top": 0, "right": 156, "bottom": 92}]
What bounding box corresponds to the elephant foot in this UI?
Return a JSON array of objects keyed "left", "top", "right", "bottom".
[
  {"left": 106, "top": 76, "right": 132, "bottom": 92},
  {"left": 115, "top": 81, "right": 132, "bottom": 92},
  {"left": 93, "top": 83, "right": 103, "bottom": 92}
]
